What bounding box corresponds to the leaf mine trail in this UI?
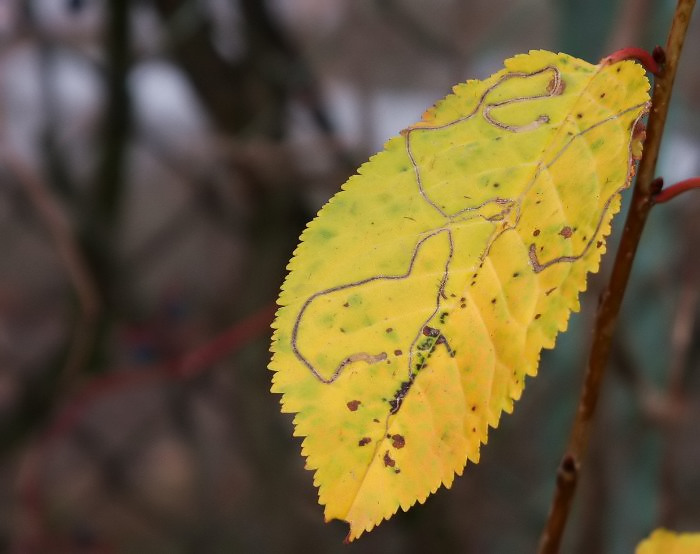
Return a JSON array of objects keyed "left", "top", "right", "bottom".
[{"left": 270, "top": 50, "right": 650, "bottom": 542}]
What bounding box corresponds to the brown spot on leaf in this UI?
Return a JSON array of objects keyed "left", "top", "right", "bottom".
[
  {"left": 383, "top": 451, "right": 396, "bottom": 468},
  {"left": 597, "top": 240, "right": 603, "bottom": 248},
  {"left": 560, "top": 226, "right": 573, "bottom": 238},
  {"left": 394, "top": 349, "right": 403, "bottom": 356},
  {"left": 358, "top": 437, "right": 371, "bottom": 447},
  {"left": 391, "top": 434, "right": 406, "bottom": 449},
  {"left": 343, "top": 302, "right": 349, "bottom": 307},
  {"left": 533, "top": 229, "right": 541, "bottom": 237},
  {"left": 386, "top": 327, "right": 393, "bottom": 333},
  {"left": 545, "top": 287, "right": 557, "bottom": 296},
  {"left": 346, "top": 400, "right": 361, "bottom": 411},
  {"left": 535, "top": 313, "right": 541, "bottom": 320}
]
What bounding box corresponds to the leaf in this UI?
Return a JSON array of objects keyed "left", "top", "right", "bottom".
[
  {"left": 636, "top": 529, "right": 700, "bottom": 553},
  {"left": 270, "top": 50, "right": 650, "bottom": 541}
]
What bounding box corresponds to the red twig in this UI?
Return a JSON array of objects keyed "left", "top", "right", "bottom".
[
  {"left": 600, "top": 46, "right": 664, "bottom": 76},
  {"left": 14, "top": 301, "right": 276, "bottom": 552},
  {"left": 653, "top": 177, "right": 700, "bottom": 204},
  {"left": 51, "top": 301, "right": 276, "bottom": 439}
]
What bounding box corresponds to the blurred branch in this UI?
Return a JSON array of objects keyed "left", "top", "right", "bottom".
[
  {"left": 374, "top": 0, "right": 461, "bottom": 57},
  {"left": 0, "top": 0, "right": 134, "bottom": 459},
  {"left": 538, "top": 1, "right": 696, "bottom": 552},
  {"left": 154, "top": 0, "right": 354, "bottom": 169},
  {"left": 153, "top": 0, "right": 279, "bottom": 136},
  {"left": 0, "top": 148, "right": 101, "bottom": 455},
  {"left": 16, "top": 301, "right": 276, "bottom": 549},
  {"left": 35, "top": 34, "right": 79, "bottom": 201},
  {"left": 659, "top": 267, "right": 698, "bottom": 525},
  {"left": 31, "top": 301, "right": 274, "bottom": 454},
  {"left": 94, "top": 1, "right": 132, "bottom": 222},
  {"left": 0, "top": 148, "right": 101, "bottom": 385},
  {"left": 79, "top": 0, "right": 132, "bottom": 308},
  {"left": 605, "top": 0, "right": 652, "bottom": 52}
]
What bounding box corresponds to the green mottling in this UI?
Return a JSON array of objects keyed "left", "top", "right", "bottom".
[
  {"left": 590, "top": 138, "right": 605, "bottom": 150},
  {"left": 275, "top": 332, "right": 291, "bottom": 352},
  {"left": 320, "top": 312, "right": 336, "bottom": 328},
  {"left": 347, "top": 293, "right": 363, "bottom": 307},
  {"left": 318, "top": 228, "right": 336, "bottom": 240}
]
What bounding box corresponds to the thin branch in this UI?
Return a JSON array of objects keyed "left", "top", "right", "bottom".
[
  {"left": 537, "top": 1, "right": 696, "bottom": 552},
  {"left": 15, "top": 301, "right": 276, "bottom": 550},
  {"left": 600, "top": 46, "right": 663, "bottom": 75},
  {"left": 0, "top": 147, "right": 101, "bottom": 385},
  {"left": 653, "top": 177, "right": 700, "bottom": 204}
]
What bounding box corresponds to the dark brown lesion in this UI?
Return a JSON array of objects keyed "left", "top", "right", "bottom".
[
  {"left": 347, "top": 400, "right": 362, "bottom": 411},
  {"left": 383, "top": 450, "right": 396, "bottom": 468},
  {"left": 389, "top": 380, "right": 413, "bottom": 414}
]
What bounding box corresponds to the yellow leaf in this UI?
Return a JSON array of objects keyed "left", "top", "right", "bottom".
[
  {"left": 636, "top": 529, "right": 700, "bottom": 553},
  {"left": 270, "top": 49, "right": 650, "bottom": 541}
]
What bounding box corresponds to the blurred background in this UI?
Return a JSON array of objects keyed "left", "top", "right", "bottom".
[{"left": 0, "top": 0, "right": 698, "bottom": 552}]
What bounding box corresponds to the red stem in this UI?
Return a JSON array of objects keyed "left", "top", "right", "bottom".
[
  {"left": 600, "top": 46, "right": 663, "bottom": 76},
  {"left": 653, "top": 177, "right": 700, "bottom": 204},
  {"left": 15, "top": 301, "right": 277, "bottom": 551}
]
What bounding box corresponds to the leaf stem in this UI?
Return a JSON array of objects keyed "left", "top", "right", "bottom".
[
  {"left": 600, "top": 46, "right": 664, "bottom": 76},
  {"left": 537, "top": 1, "right": 696, "bottom": 552},
  {"left": 653, "top": 177, "right": 700, "bottom": 204}
]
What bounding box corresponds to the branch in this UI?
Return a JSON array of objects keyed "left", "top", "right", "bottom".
[
  {"left": 537, "top": 1, "right": 696, "bottom": 552},
  {"left": 14, "top": 302, "right": 276, "bottom": 550},
  {"left": 0, "top": 148, "right": 101, "bottom": 385},
  {"left": 600, "top": 45, "right": 664, "bottom": 75},
  {"left": 653, "top": 177, "right": 700, "bottom": 204}
]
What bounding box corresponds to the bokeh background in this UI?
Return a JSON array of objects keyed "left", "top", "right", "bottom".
[{"left": 0, "top": 1, "right": 699, "bottom": 552}]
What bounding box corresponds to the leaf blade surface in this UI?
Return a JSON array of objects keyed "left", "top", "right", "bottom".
[{"left": 270, "top": 49, "right": 650, "bottom": 540}]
